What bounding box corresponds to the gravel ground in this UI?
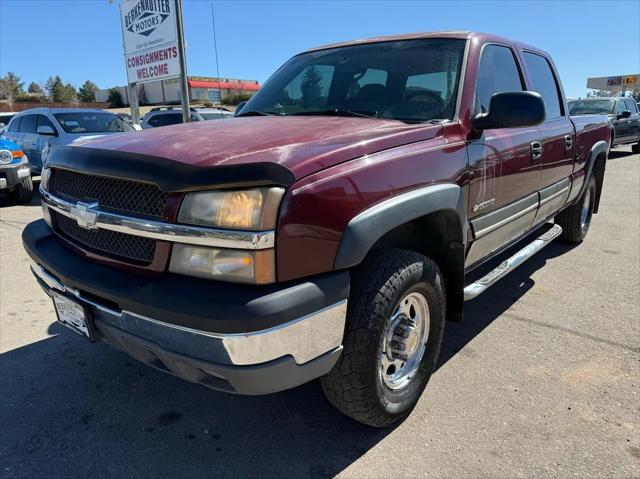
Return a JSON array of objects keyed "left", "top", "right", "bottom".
[{"left": 1, "top": 146, "right": 638, "bottom": 478}]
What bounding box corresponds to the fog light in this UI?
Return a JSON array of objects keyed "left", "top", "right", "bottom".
[{"left": 169, "top": 245, "right": 275, "bottom": 284}]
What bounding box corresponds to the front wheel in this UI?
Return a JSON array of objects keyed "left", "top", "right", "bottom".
[
  {"left": 320, "top": 249, "right": 445, "bottom": 427},
  {"left": 555, "top": 175, "right": 596, "bottom": 244}
]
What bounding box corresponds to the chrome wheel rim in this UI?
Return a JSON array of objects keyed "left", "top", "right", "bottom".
[
  {"left": 581, "top": 189, "right": 592, "bottom": 231},
  {"left": 379, "top": 291, "right": 430, "bottom": 390}
]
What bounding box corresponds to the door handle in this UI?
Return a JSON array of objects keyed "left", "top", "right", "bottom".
[
  {"left": 564, "top": 134, "right": 573, "bottom": 150},
  {"left": 530, "top": 141, "right": 543, "bottom": 161}
]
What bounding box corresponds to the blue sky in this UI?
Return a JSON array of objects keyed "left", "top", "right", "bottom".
[{"left": 0, "top": 0, "right": 638, "bottom": 98}]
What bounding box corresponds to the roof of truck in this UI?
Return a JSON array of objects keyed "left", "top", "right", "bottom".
[{"left": 304, "top": 31, "right": 474, "bottom": 52}]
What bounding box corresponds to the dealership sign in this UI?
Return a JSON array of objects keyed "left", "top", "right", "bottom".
[{"left": 120, "top": 0, "right": 180, "bottom": 84}]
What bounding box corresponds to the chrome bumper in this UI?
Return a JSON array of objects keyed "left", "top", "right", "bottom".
[{"left": 30, "top": 260, "right": 347, "bottom": 366}]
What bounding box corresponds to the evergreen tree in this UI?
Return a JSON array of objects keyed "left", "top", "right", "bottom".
[
  {"left": 78, "top": 80, "right": 99, "bottom": 102},
  {"left": 27, "top": 82, "right": 44, "bottom": 95},
  {"left": 300, "top": 66, "right": 323, "bottom": 107}
]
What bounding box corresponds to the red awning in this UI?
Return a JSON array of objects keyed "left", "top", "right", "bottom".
[{"left": 188, "top": 80, "right": 260, "bottom": 91}]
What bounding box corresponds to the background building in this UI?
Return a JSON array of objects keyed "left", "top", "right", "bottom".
[
  {"left": 587, "top": 74, "right": 639, "bottom": 96},
  {"left": 96, "top": 76, "right": 260, "bottom": 105}
]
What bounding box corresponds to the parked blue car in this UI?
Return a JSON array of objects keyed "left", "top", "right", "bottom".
[{"left": 0, "top": 137, "right": 33, "bottom": 203}]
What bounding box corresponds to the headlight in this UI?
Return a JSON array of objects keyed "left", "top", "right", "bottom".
[
  {"left": 169, "top": 245, "right": 275, "bottom": 284},
  {"left": 178, "top": 187, "right": 284, "bottom": 230},
  {"left": 0, "top": 150, "right": 12, "bottom": 165}
]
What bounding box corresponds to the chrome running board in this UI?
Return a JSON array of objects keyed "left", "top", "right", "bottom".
[{"left": 464, "top": 224, "right": 563, "bottom": 301}]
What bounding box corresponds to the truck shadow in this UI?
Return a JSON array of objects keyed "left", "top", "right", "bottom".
[
  {"left": 438, "top": 237, "right": 576, "bottom": 370},
  {"left": 1, "top": 234, "right": 574, "bottom": 478}
]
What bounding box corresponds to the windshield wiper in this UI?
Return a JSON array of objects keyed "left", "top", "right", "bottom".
[
  {"left": 235, "top": 110, "right": 278, "bottom": 117},
  {"left": 291, "top": 109, "right": 379, "bottom": 120}
]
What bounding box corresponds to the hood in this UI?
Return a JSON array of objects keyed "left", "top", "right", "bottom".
[{"left": 80, "top": 116, "right": 441, "bottom": 180}]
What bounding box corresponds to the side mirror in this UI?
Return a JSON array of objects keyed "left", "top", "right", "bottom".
[
  {"left": 618, "top": 110, "right": 631, "bottom": 120},
  {"left": 234, "top": 101, "right": 248, "bottom": 116},
  {"left": 473, "top": 91, "right": 545, "bottom": 131},
  {"left": 37, "top": 125, "right": 57, "bottom": 136}
]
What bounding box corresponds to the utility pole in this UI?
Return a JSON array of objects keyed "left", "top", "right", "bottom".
[{"left": 175, "top": 0, "right": 190, "bottom": 123}]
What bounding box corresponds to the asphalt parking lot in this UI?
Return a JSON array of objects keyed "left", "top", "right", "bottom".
[{"left": 1, "top": 146, "right": 638, "bottom": 478}]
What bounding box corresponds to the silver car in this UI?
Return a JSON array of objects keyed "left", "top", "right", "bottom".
[
  {"left": 141, "top": 106, "right": 234, "bottom": 128},
  {"left": 1, "top": 108, "right": 136, "bottom": 174}
]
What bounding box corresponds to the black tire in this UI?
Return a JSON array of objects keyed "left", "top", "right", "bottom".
[
  {"left": 632, "top": 143, "right": 639, "bottom": 154},
  {"left": 8, "top": 177, "right": 34, "bottom": 204},
  {"left": 555, "top": 175, "right": 596, "bottom": 244},
  {"left": 320, "top": 248, "right": 445, "bottom": 427}
]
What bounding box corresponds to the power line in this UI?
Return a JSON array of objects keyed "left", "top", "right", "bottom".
[{"left": 210, "top": 1, "right": 222, "bottom": 107}]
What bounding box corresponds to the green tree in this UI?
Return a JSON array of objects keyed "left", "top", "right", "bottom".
[
  {"left": 27, "top": 82, "right": 44, "bottom": 95},
  {"left": 0, "top": 72, "right": 24, "bottom": 100},
  {"left": 62, "top": 83, "right": 78, "bottom": 102},
  {"left": 300, "top": 66, "right": 323, "bottom": 107},
  {"left": 108, "top": 88, "right": 124, "bottom": 108},
  {"left": 78, "top": 80, "right": 99, "bottom": 102},
  {"left": 44, "top": 76, "right": 56, "bottom": 100}
]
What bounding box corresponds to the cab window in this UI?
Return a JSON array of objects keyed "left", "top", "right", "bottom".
[
  {"left": 18, "top": 115, "right": 37, "bottom": 134},
  {"left": 522, "top": 52, "right": 563, "bottom": 119},
  {"left": 8, "top": 117, "right": 22, "bottom": 132},
  {"left": 475, "top": 45, "right": 524, "bottom": 115}
]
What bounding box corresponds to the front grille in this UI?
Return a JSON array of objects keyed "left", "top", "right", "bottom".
[
  {"left": 53, "top": 211, "right": 156, "bottom": 264},
  {"left": 49, "top": 169, "right": 169, "bottom": 219}
]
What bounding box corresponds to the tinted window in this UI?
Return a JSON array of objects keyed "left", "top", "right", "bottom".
[
  {"left": 568, "top": 99, "right": 615, "bottom": 115},
  {"left": 616, "top": 101, "right": 627, "bottom": 114},
  {"left": 18, "top": 115, "right": 37, "bottom": 134},
  {"left": 624, "top": 99, "right": 638, "bottom": 113},
  {"left": 36, "top": 115, "right": 57, "bottom": 132},
  {"left": 522, "top": 52, "right": 563, "bottom": 119},
  {"left": 8, "top": 117, "right": 22, "bottom": 132},
  {"left": 243, "top": 39, "right": 466, "bottom": 123},
  {"left": 53, "top": 112, "right": 134, "bottom": 133},
  {"left": 0, "top": 114, "right": 14, "bottom": 125},
  {"left": 149, "top": 113, "right": 182, "bottom": 127},
  {"left": 475, "top": 45, "right": 523, "bottom": 114}
]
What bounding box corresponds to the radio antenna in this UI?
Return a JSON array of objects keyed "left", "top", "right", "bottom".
[{"left": 210, "top": 1, "right": 223, "bottom": 109}]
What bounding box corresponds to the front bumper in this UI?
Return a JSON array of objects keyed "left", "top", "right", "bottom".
[
  {"left": 0, "top": 161, "right": 30, "bottom": 189},
  {"left": 24, "top": 219, "right": 350, "bottom": 395}
]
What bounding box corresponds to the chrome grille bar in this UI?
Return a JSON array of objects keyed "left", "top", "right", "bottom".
[{"left": 41, "top": 188, "right": 275, "bottom": 250}]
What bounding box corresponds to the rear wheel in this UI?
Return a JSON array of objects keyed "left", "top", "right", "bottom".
[
  {"left": 7, "top": 177, "right": 33, "bottom": 204},
  {"left": 320, "top": 249, "right": 445, "bottom": 427},
  {"left": 555, "top": 175, "right": 596, "bottom": 243}
]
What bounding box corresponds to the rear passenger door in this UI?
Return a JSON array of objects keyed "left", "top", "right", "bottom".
[
  {"left": 521, "top": 51, "right": 573, "bottom": 224},
  {"left": 465, "top": 44, "right": 541, "bottom": 267}
]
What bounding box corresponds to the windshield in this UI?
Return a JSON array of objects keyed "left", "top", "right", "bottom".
[
  {"left": 568, "top": 100, "right": 615, "bottom": 115},
  {"left": 53, "top": 112, "right": 135, "bottom": 134},
  {"left": 241, "top": 38, "right": 466, "bottom": 124}
]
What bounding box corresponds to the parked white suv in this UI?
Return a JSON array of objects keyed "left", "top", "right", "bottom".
[
  {"left": 2, "top": 108, "right": 135, "bottom": 175},
  {"left": 141, "top": 107, "right": 233, "bottom": 129}
]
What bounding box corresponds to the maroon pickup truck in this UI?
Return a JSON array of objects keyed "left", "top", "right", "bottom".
[{"left": 24, "top": 31, "right": 611, "bottom": 427}]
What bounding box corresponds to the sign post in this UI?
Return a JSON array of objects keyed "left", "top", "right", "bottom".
[
  {"left": 174, "top": 0, "right": 190, "bottom": 123},
  {"left": 119, "top": 0, "right": 187, "bottom": 122}
]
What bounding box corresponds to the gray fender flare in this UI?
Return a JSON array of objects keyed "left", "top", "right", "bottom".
[{"left": 333, "top": 183, "right": 466, "bottom": 270}]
